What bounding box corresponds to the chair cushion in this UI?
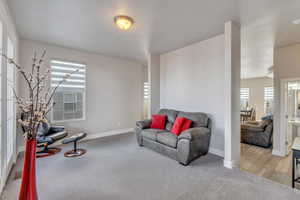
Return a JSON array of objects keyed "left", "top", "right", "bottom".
[
  {"left": 141, "top": 129, "right": 164, "bottom": 141},
  {"left": 150, "top": 115, "right": 167, "bottom": 130},
  {"left": 62, "top": 133, "right": 87, "bottom": 144},
  {"left": 157, "top": 131, "right": 178, "bottom": 148},
  {"left": 37, "top": 136, "right": 53, "bottom": 144},
  {"left": 37, "top": 122, "right": 50, "bottom": 137},
  {"left": 49, "top": 131, "right": 68, "bottom": 141}
]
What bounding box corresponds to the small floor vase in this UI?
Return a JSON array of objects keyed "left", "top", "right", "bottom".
[{"left": 19, "top": 139, "right": 38, "bottom": 200}]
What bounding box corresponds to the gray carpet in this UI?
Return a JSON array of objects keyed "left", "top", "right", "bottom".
[{"left": 2, "top": 132, "right": 300, "bottom": 200}]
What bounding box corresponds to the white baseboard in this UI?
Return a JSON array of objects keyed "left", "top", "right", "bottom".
[
  {"left": 18, "top": 129, "right": 225, "bottom": 159},
  {"left": 209, "top": 147, "right": 224, "bottom": 157},
  {"left": 83, "top": 128, "right": 134, "bottom": 142},
  {"left": 272, "top": 149, "right": 285, "bottom": 157},
  {"left": 223, "top": 159, "right": 240, "bottom": 169},
  {"left": 17, "top": 128, "right": 134, "bottom": 154}
]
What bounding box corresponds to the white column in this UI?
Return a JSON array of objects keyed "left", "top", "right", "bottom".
[
  {"left": 224, "top": 21, "right": 241, "bottom": 169},
  {"left": 147, "top": 54, "right": 160, "bottom": 117}
]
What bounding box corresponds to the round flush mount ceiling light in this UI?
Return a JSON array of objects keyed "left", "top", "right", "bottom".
[
  {"left": 293, "top": 18, "right": 300, "bottom": 24},
  {"left": 114, "top": 15, "right": 134, "bottom": 30}
]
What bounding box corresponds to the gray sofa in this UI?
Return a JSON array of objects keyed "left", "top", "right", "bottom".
[
  {"left": 135, "top": 109, "right": 211, "bottom": 165},
  {"left": 241, "top": 118, "right": 273, "bottom": 148}
]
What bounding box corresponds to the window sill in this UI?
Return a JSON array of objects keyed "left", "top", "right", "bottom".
[{"left": 51, "top": 117, "right": 86, "bottom": 124}]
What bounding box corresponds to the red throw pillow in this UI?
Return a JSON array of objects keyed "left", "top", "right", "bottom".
[
  {"left": 171, "top": 117, "right": 186, "bottom": 136},
  {"left": 151, "top": 115, "right": 167, "bottom": 130},
  {"left": 181, "top": 119, "right": 192, "bottom": 132}
]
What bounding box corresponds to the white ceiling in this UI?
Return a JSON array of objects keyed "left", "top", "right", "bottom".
[{"left": 7, "top": 0, "right": 300, "bottom": 78}]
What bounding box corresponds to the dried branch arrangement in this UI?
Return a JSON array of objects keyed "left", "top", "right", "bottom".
[{"left": 1, "top": 51, "right": 78, "bottom": 140}]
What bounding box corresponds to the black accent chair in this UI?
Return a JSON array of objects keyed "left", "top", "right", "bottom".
[
  {"left": 20, "top": 113, "right": 68, "bottom": 157},
  {"left": 35, "top": 122, "right": 68, "bottom": 157}
]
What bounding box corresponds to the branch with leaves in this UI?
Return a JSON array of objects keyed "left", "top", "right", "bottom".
[{"left": 1, "top": 51, "right": 78, "bottom": 140}]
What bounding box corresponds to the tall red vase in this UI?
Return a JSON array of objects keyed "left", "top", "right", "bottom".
[{"left": 19, "top": 139, "right": 38, "bottom": 200}]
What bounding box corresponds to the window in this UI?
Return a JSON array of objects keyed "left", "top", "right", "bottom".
[
  {"left": 51, "top": 60, "right": 86, "bottom": 122},
  {"left": 144, "top": 82, "right": 150, "bottom": 100},
  {"left": 240, "top": 88, "right": 249, "bottom": 110},
  {"left": 264, "top": 87, "right": 274, "bottom": 114}
]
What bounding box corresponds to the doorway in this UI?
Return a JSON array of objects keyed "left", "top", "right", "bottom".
[{"left": 281, "top": 78, "right": 300, "bottom": 156}]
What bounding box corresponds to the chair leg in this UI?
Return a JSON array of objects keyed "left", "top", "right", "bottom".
[
  {"left": 74, "top": 141, "right": 77, "bottom": 152},
  {"left": 64, "top": 141, "right": 86, "bottom": 158}
]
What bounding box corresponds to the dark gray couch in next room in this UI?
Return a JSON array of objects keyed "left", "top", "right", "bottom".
[
  {"left": 241, "top": 118, "right": 273, "bottom": 148},
  {"left": 135, "top": 109, "right": 211, "bottom": 165}
]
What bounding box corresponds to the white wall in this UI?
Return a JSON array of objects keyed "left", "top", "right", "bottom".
[
  {"left": 148, "top": 54, "right": 160, "bottom": 117},
  {"left": 160, "top": 34, "right": 225, "bottom": 153},
  {"left": 241, "top": 77, "right": 273, "bottom": 119},
  {"left": 18, "top": 39, "right": 144, "bottom": 147},
  {"left": 273, "top": 43, "right": 300, "bottom": 155}
]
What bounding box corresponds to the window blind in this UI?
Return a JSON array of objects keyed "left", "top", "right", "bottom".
[
  {"left": 51, "top": 60, "right": 86, "bottom": 121},
  {"left": 144, "top": 82, "right": 150, "bottom": 100},
  {"left": 240, "top": 88, "right": 249, "bottom": 110},
  {"left": 264, "top": 87, "right": 274, "bottom": 114}
]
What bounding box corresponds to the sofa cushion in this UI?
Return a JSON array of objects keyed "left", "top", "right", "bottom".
[
  {"left": 141, "top": 129, "right": 164, "bottom": 141},
  {"left": 178, "top": 111, "right": 209, "bottom": 128},
  {"left": 165, "top": 122, "right": 173, "bottom": 131},
  {"left": 157, "top": 131, "right": 178, "bottom": 148},
  {"left": 158, "top": 109, "right": 178, "bottom": 123},
  {"left": 241, "top": 124, "right": 264, "bottom": 132},
  {"left": 150, "top": 114, "right": 167, "bottom": 130}
]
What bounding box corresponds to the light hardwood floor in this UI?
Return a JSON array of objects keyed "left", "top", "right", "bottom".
[{"left": 240, "top": 143, "right": 297, "bottom": 188}]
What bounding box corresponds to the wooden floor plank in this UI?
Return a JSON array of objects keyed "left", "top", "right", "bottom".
[{"left": 240, "top": 143, "right": 297, "bottom": 188}]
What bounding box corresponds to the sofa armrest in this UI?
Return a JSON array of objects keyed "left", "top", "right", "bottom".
[
  {"left": 178, "top": 127, "right": 210, "bottom": 141},
  {"left": 177, "top": 127, "right": 211, "bottom": 165},
  {"left": 245, "top": 121, "right": 260, "bottom": 126},
  {"left": 241, "top": 124, "right": 264, "bottom": 132},
  {"left": 136, "top": 119, "right": 152, "bottom": 129}
]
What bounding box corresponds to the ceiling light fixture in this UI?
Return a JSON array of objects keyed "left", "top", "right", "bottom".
[
  {"left": 293, "top": 18, "right": 300, "bottom": 25},
  {"left": 114, "top": 15, "right": 134, "bottom": 30}
]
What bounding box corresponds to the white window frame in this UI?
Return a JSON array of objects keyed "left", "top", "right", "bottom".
[
  {"left": 50, "top": 59, "right": 86, "bottom": 123},
  {"left": 6, "top": 36, "right": 16, "bottom": 167},
  {"left": 0, "top": 30, "right": 17, "bottom": 192}
]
